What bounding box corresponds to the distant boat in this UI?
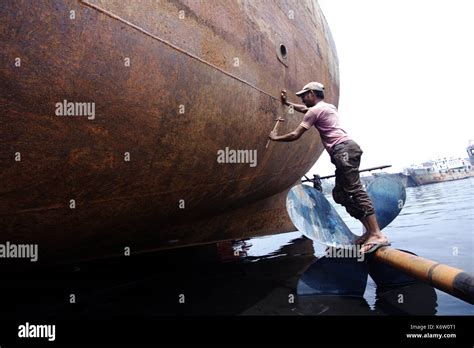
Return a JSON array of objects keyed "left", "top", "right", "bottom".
[{"left": 406, "top": 157, "right": 473, "bottom": 186}]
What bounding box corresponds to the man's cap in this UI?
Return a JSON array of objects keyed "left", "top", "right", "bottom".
[{"left": 295, "top": 82, "right": 325, "bottom": 96}]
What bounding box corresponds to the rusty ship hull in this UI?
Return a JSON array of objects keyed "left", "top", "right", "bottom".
[
  {"left": 0, "top": 0, "right": 339, "bottom": 263},
  {"left": 408, "top": 169, "right": 474, "bottom": 186},
  {"left": 407, "top": 159, "right": 474, "bottom": 186}
]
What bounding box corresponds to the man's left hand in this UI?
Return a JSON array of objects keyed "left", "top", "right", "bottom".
[{"left": 269, "top": 130, "right": 278, "bottom": 140}]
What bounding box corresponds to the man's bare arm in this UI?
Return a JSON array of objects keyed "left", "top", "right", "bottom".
[
  {"left": 285, "top": 101, "right": 308, "bottom": 114},
  {"left": 281, "top": 90, "right": 308, "bottom": 114},
  {"left": 269, "top": 125, "right": 307, "bottom": 142}
]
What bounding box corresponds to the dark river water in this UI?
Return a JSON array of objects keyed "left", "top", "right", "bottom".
[
  {"left": 331, "top": 176, "right": 474, "bottom": 315},
  {"left": 2, "top": 179, "right": 473, "bottom": 325}
]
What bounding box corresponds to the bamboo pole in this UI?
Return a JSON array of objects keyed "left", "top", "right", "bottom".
[{"left": 373, "top": 247, "right": 474, "bottom": 305}]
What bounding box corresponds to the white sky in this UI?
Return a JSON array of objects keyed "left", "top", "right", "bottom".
[{"left": 307, "top": 0, "right": 474, "bottom": 177}]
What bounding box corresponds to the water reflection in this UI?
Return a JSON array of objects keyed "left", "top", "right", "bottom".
[
  {"left": 297, "top": 252, "right": 368, "bottom": 297},
  {"left": 295, "top": 248, "right": 437, "bottom": 315},
  {"left": 374, "top": 283, "right": 437, "bottom": 315},
  {"left": 1, "top": 232, "right": 440, "bottom": 319},
  {"left": 369, "top": 250, "right": 438, "bottom": 315}
]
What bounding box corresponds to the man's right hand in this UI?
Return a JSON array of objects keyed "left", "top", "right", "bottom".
[{"left": 281, "top": 89, "right": 288, "bottom": 105}]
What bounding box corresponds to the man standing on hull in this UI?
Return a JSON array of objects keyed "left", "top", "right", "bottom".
[{"left": 268, "top": 82, "right": 389, "bottom": 253}]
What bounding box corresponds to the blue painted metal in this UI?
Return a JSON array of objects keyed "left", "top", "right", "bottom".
[
  {"left": 297, "top": 254, "right": 368, "bottom": 296},
  {"left": 286, "top": 184, "right": 357, "bottom": 248},
  {"left": 367, "top": 176, "right": 406, "bottom": 231},
  {"left": 286, "top": 177, "right": 406, "bottom": 248}
]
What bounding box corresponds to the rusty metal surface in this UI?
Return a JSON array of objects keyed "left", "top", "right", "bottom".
[
  {"left": 409, "top": 170, "right": 474, "bottom": 185},
  {"left": 0, "top": 0, "right": 339, "bottom": 262}
]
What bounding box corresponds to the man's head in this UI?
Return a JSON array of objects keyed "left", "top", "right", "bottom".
[{"left": 296, "top": 82, "right": 325, "bottom": 107}]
